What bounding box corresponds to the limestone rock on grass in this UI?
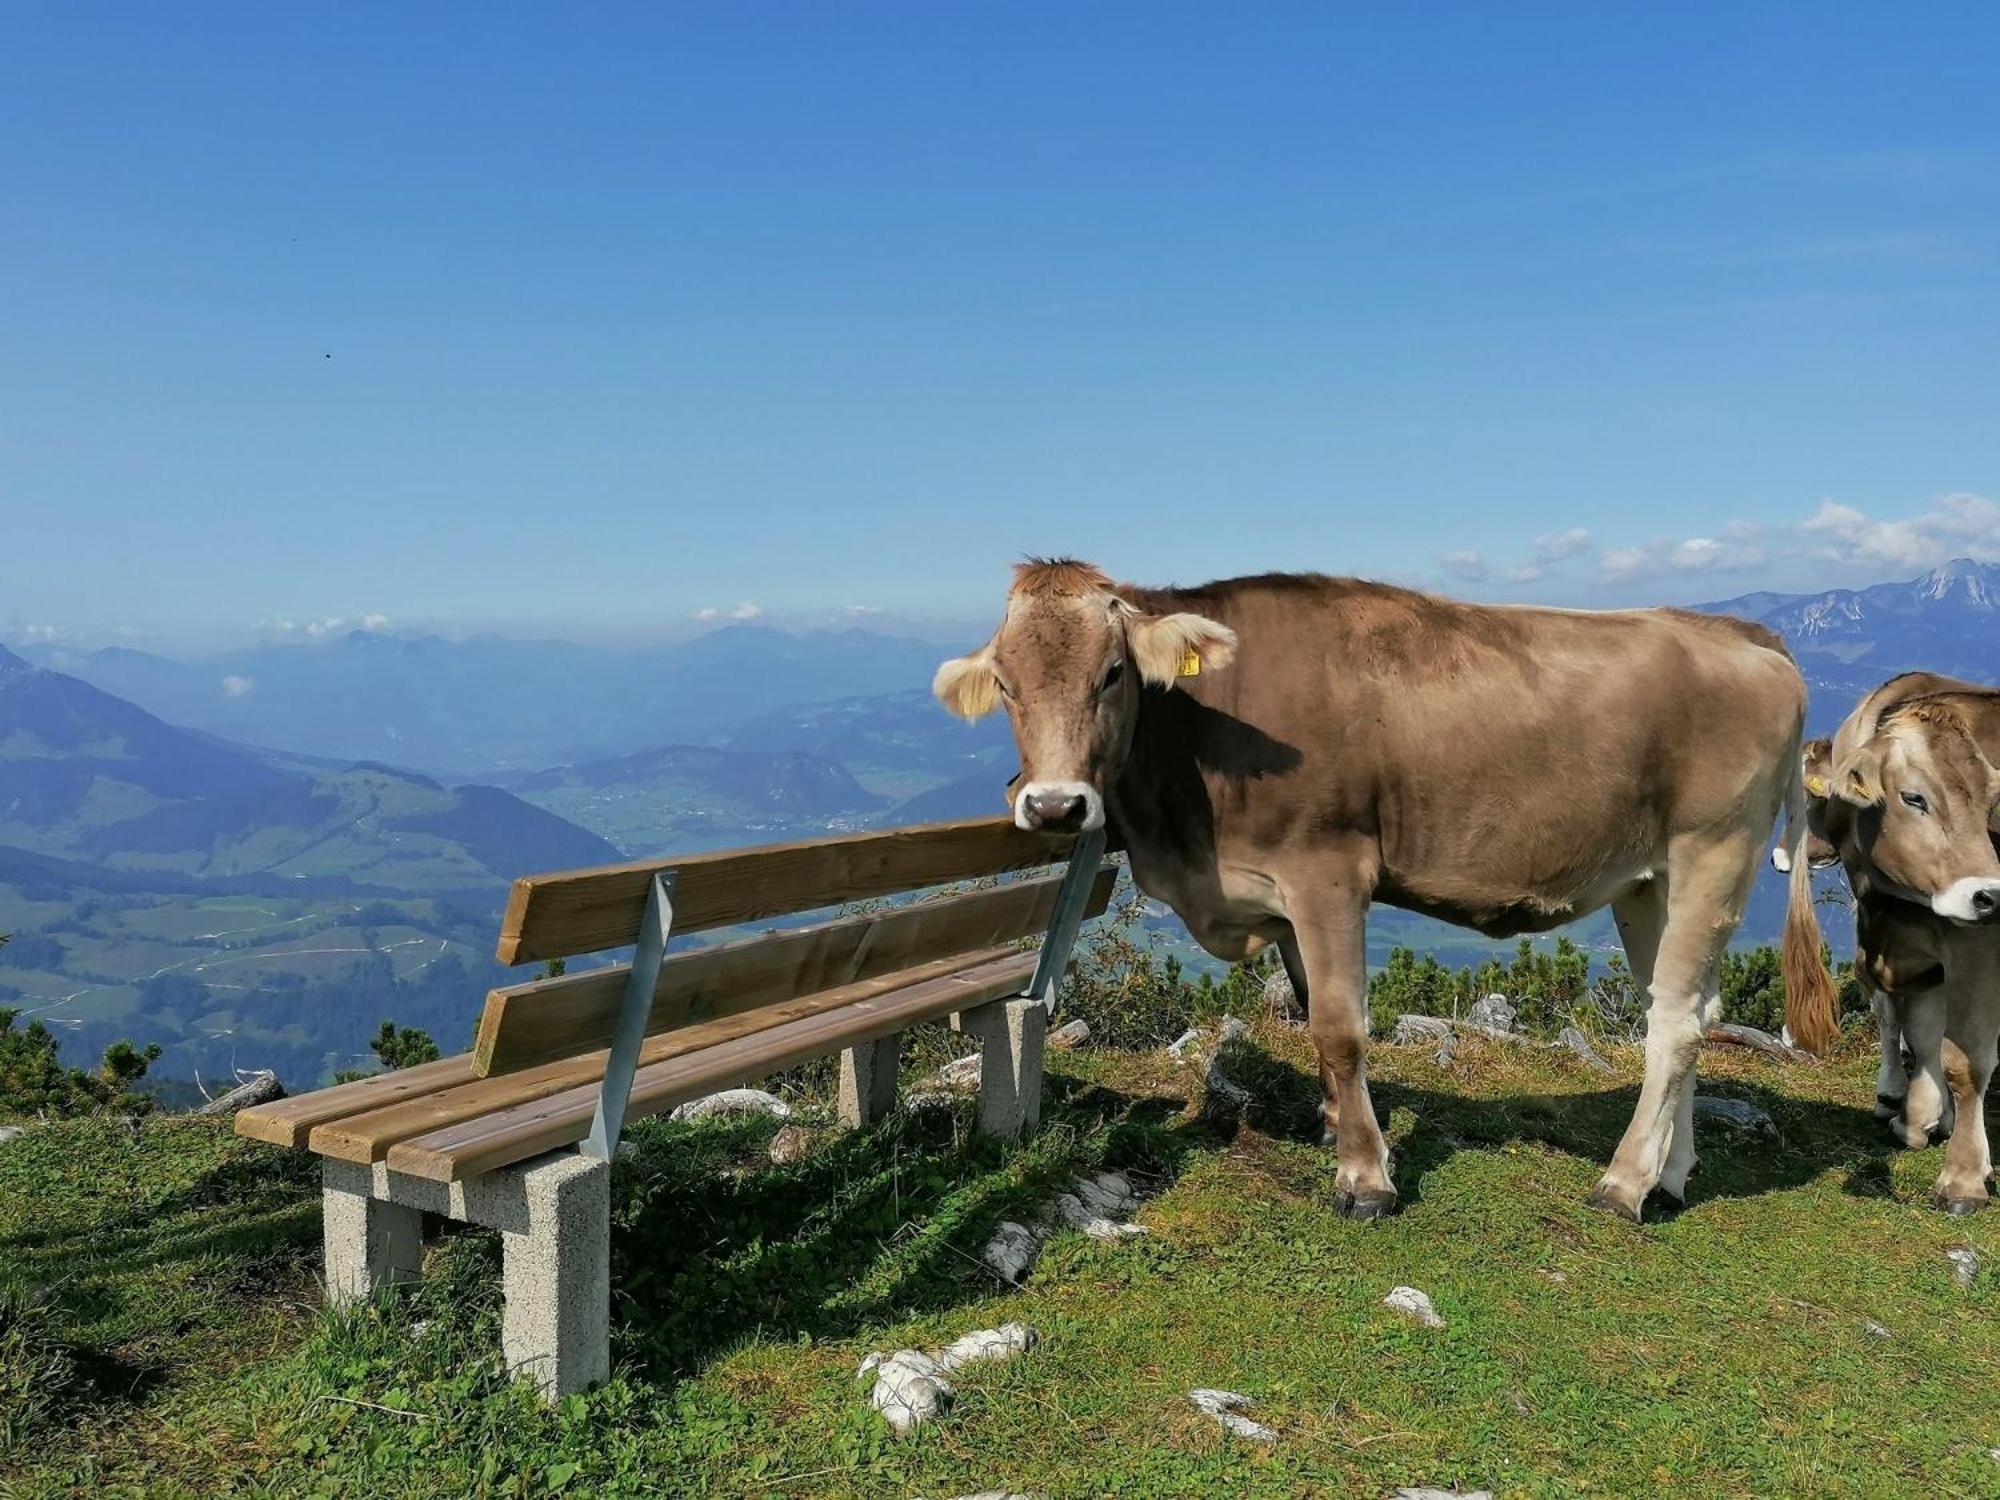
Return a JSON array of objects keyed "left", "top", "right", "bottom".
[
  {"left": 936, "top": 1053, "right": 983, "bottom": 1089},
  {"left": 1947, "top": 1248, "right": 1980, "bottom": 1288},
  {"left": 982, "top": 1220, "right": 1040, "bottom": 1284},
  {"left": 1692, "top": 1095, "right": 1776, "bottom": 1136},
  {"left": 1384, "top": 1285, "right": 1445, "bottom": 1328},
  {"left": 1047, "top": 1018, "right": 1091, "bottom": 1050},
  {"left": 0, "top": 1125, "right": 26, "bottom": 1147},
  {"left": 767, "top": 1124, "right": 813, "bottom": 1164},
  {"left": 1187, "top": 1388, "right": 1276, "bottom": 1443},
  {"left": 1558, "top": 1026, "right": 1615, "bottom": 1075},
  {"left": 1263, "top": 969, "right": 1305, "bottom": 1025},
  {"left": 860, "top": 1323, "right": 1038, "bottom": 1435},
  {"left": 1464, "top": 995, "right": 1516, "bottom": 1035},
  {"left": 668, "top": 1088, "right": 792, "bottom": 1123}
]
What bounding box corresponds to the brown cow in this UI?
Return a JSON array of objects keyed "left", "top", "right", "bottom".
[
  {"left": 937, "top": 560, "right": 1836, "bottom": 1221},
  {"left": 1791, "top": 674, "right": 2000, "bottom": 1211}
]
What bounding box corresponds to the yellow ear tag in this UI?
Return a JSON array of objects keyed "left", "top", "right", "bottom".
[
  {"left": 1177, "top": 647, "right": 1201, "bottom": 678},
  {"left": 1804, "top": 774, "right": 1828, "bottom": 797}
]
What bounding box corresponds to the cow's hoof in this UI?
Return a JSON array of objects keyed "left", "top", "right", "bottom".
[
  {"left": 1934, "top": 1191, "right": 1989, "bottom": 1217},
  {"left": 1333, "top": 1187, "right": 1397, "bottom": 1222},
  {"left": 1874, "top": 1093, "right": 1906, "bottom": 1122},
  {"left": 1585, "top": 1180, "right": 1645, "bottom": 1223}
]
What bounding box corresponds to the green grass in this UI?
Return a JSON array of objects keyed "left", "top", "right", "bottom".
[{"left": 2, "top": 1029, "right": 1997, "bottom": 1497}]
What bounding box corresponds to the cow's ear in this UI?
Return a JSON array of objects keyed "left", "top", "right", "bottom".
[
  {"left": 1833, "top": 743, "right": 1885, "bottom": 808},
  {"left": 1127, "top": 612, "right": 1237, "bottom": 688},
  {"left": 1801, "top": 738, "right": 1834, "bottom": 800},
  {"left": 933, "top": 647, "right": 1001, "bottom": 720}
]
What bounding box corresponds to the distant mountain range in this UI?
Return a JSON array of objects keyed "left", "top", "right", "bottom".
[
  {"left": 26, "top": 624, "right": 954, "bottom": 776},
  {"left": 1700, "top": 557, "right": 2000, "bottom": 729},
  {"left": 0, "top": 646, "right": 615, "bottom": 890}
]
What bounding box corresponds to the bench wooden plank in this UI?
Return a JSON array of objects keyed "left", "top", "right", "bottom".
[
  {"left": 495, "top": 815, "right": 1086, "bottom": 965},
  {"left": 474, "top": 863, "right": 1116, "bottom": 1077},
  {"left": 387, "top": 951, "right": 1038, "bottom": 1181},
  {"left": 235, "top": 1055, "right": 477, "bottom": 1148},
  {"left": 311, "top": 946, "right": 1023, "bottom": 1164}
]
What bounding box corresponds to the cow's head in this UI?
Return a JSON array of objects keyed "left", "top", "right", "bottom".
[
  {"left": 1832, "top": 702, "right": 2000, "bottom": 924},
  {"left": 932, "top": 558, "right": 1236, "bottom": 832},
  {"left": 1798, "top": 736, "right": 1844, "bottom": 869}
]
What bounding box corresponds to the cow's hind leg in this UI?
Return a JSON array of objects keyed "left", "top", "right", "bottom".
[
  {"left": 1287, "top": 876, "right": 1394, "bottom": 1220},
  {"left": 1589, "top": 832, "right": 1756, "bottom": 1220},
  {"left": 1872, "top": 991, "right": 1909, "bottom": 1121},
  {"left": 1893, "top": 992, "right": 1951, "bottom": 1150}
]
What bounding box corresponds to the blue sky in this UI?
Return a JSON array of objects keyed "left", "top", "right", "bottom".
[{"left": 4, "top": 4, "right": 1997, "bottom": 648}]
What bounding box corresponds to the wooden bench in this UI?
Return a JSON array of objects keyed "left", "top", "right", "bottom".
[{"left": 237, "top": 816, "right": 1112, "bottom": 1397}]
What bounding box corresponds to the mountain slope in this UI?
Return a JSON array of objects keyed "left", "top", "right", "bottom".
[
  {"left": 0, "top": 648, "right": 616, "bottom": 888},
  {"left": 1700, "top": 558, "right": 2000, "bottom": 725}
]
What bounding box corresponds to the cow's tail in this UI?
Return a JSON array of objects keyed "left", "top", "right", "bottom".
[{"left": 1780, "top": 754, "right": 1841, "bottom": 1057}]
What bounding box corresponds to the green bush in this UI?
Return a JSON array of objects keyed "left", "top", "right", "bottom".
[
  {"left": 1056, "top": 893, "right": 1274, "bottom": 1049},
  {"left": 0, "top": 1005, "right": 162, "bottom": 1120}
]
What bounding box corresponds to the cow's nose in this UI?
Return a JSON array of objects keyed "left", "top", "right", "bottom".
[
  {"left": 1023, "top": 790, "right": 1087, "bottom": 830},
  {"left": 1974, "top": 885, "right": 2000, "bottom": 922}
]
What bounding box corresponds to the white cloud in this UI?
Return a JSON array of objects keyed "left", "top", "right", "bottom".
[
  {"left": 17, "top": 623, "right": 65, "bottom": 644},
  {"left": 1441, "top": 550, "right": 1489, "bottom": 583},
  {"left": 1802, "top": 492, "right": 2000, "bottom": 570},
  {"left": 1600, "top": 546, "right": 1647, "bottom": 581},
  {"left": 697, "top": 602, "right": 763, "bottom": 623},
  {"left": 259, "top": 613, "right": 393, "bottom": 641},
  {"left": 1532, "top": 527, "right": 1594, "bottom": 564},
  {"left": 220, "top": 675, "right": 256, "bottom": 699}
]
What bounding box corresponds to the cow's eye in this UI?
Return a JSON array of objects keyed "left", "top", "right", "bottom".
[
  {"left": 1900, "top": 790, "right": 1929, "bottom": 815},
  {"left": 994, "top": 676, "right": 1014, "bottom": 701},
  {"left": 1098, "top": 659, "right": 1124, "bottom": 694}
]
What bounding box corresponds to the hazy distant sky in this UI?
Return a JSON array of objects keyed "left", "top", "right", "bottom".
[{"left": 5, "top": 4, "right": 1998, "bottom": 648}]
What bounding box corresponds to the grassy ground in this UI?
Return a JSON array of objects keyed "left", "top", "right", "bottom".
[{"left": 2, "top": 1024, "right": 1996, "bottom": 1498}]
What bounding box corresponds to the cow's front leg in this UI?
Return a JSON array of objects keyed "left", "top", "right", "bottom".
[{"left": 1288, "top": 880, "right": 1394, "bottom": 1220}]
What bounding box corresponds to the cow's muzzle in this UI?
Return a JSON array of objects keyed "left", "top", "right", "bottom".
[
  {"left": 1932, "top": 878, "right": 2000, "bottom": 925},
  {"left": 1014, "top": 780, "right": 1104, "bottom": 833}
]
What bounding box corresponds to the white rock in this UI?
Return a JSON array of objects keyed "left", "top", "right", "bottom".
[
  {"left": 1692, "top": 1095, "right": 1776, "bottom": 1136},
  {"left": 668, "top": 1088, "right": 792, "bottom": 1123},
  {"left": 1263, "top": 969, "right": 1304, "bottom": 1024},
  {"left": 1395, "top": 1490, "right": 1495, "bottom": 1499},
  {"left": 1384, "top": 1285, "right": 1445, "bottom": 1328},
  {"left": 1205, "top": 1055, "right": 1253, "bottom": 1113},
  {"left": 1167, "top": 1027, "right": 1205, "bottom": 1062},
  {"left": 935, "top": 1321, "right": 1037, "bottom": 1372},
  {"left": 1048, "top": 1018, "right": 1090, "bottom": 1050},
  {"left": 1863, "top": 1319, "right": 1890, "bottom": 1340},
  {"left": 1052, "top": 1191, "right": 1148, "bottom": 1242},
  {"left": 1558, "top": 1026, "right": 1615, "bottom": 1075},
  {"left": 1187, "top": 1388, "right": 1276, "bottom": 1443},
  {"left": 937, "top": 1054, "right": 983, "bottom": 1088},
  {"left": 982, "top": 1220, "right": 1041, "bottom": 1284},
  {"left": 1947, "top": 1248, "right": 1980, "bottom": 1287},
  {"left": 1465, "top": 995, "right": 1516, "bottom": 1035},
  {"left": 1071, "top": 1171, "right": 1138, "bottom": 1219},
  {"left": 0, "top": 1126, "right": 26, "bottom": 1146},
  {"left": 1217, "top": 1015, "right": 1251, "bottom": 1044},
  {"left": 861, "top": 1348, "right": 953, "bottom": 1435},
  {"left": 1392, "top": 1014, "right": 1453, "bottom": 1046},
  {"left": 861, "top": 1324, "right": 1037, "bottom": 1434}
]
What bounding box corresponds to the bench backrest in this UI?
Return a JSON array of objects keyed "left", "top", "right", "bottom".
[{"left": 474, "top": 816, "right": 1115, "bottom": 1079}]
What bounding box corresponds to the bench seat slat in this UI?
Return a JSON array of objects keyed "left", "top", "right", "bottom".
[
  {"left": 475, "top": 863, "right": 1116, "bottom": 1077},
  {"left": 235, "top": 1055, "right": 477, "bottom": 1148},
  {"left": 309, "top": 946, "right": 1023, "bottom": 1165},
  {"left": 496, "top": 815, "right": 1088, "bottom": 965},
  {"left": 387, "top": 950, "right": 1037, "bottom": 1182}
]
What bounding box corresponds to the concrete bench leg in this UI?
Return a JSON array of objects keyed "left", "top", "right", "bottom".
[
  {"left": 955, "top": 998, "right": 1049, "bottom": 1138},
  {"left": 500, "top": 1152, "right": 611, "bottom": 1399},
  {"left": 838, "top": 1032, "right": 901, "bottom": 1127},
  {"left": 322, "top": 1159, "right": 424, "bottom": 1307}
]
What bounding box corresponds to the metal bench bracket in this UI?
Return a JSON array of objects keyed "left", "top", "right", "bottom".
[
  {"left": 1024, "top": 826, "right": 1108, "bottom": 1007},
  {"left": 583, "top": 869, "right": 676, "bottom": 1161}
]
